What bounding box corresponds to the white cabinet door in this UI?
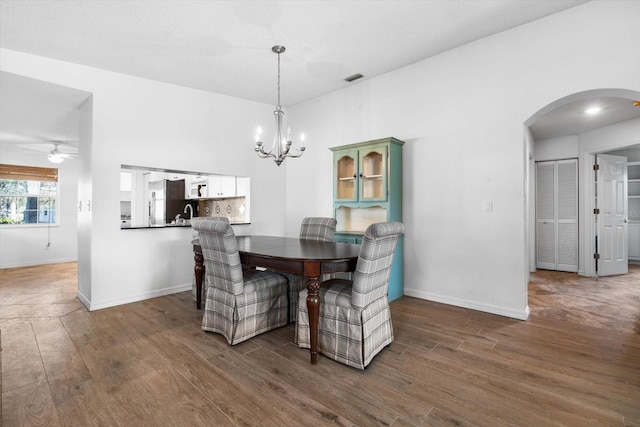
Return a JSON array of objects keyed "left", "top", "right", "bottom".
[
  {"left": 208, "top": 176, "right": 236, "bottom": 197},
  {"left": 236, "top": 176, "right": 250, "bottom": 196}
]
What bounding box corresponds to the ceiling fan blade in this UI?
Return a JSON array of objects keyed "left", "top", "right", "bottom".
[
  {"left": 18, "top": 143, "right": 78, "bottom": 160},
  {"left": 20, "top": 146, "right": 50, "bottom": 154}
]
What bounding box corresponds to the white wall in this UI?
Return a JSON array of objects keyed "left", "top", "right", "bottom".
[
  {"left": 286, "top": 0, "right": 640, "bottom": 319},
  {"left": 525, "top": 127, "right": 536, "bottom": 274},
  {"left": 606, "top": 147, "right": 640, "bottom": 162},
  {"left": 534, "top": 135, "right": 579, "bottom": 162},
  {"left": 2, "top": 1, "right": 639, "bottom": 319},
  {"left": 0, "top": 49, "right": 288, "bottom": 310},
  {"left": 0, "top": 142, "right": 79, "bottom": 268}
]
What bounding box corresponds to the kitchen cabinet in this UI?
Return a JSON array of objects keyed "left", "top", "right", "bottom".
[
  {"left": 185, "top": 175, "right": 236, "bottom": 199},
  {"left": 185, "top": 175, "right": 208, "bottom": 200},
  {"left": 236, "top": 176, "right": 250, "bottom": 196},
  {"left": 330, "top": 137, "right": 404, "bottom": 301},
  {"left": 208, "top": 175, "right": 236, "bottom": 198}
]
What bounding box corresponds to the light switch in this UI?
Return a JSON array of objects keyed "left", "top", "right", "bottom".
[{"left": 483, "top": 200, "right": 493, "bottom": 212}]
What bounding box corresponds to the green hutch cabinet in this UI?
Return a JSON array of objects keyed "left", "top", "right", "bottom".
[{"left": 330, "top": 137, "right": 404, "bottom": 301}]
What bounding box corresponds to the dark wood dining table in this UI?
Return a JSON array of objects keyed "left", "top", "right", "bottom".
[{"left": 192, "top": 235, "right": 361, "bottom": 364}]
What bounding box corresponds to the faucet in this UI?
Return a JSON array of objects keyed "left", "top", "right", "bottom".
[{"left": 184, "top": 204, "right": 193, "bottom": 220}]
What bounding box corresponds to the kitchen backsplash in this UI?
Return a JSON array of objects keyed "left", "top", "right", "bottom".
[{"left": 197, "top": 196, "right": 248, "bottom": 224}]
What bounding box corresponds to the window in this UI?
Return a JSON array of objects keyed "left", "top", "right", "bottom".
[{"left": 0, "top": 164, "right": 59, "bottom": 225}]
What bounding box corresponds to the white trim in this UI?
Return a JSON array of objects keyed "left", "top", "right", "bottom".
[
  {"left": 76, "top": 289, "right": 91, "bottom": 310},
  {"left": 0, "top": 257, "right": 78, "bottom": 269},
  {"left": 404, "top": 289, "right": 530, "bottom": 320},
  {"left": 87, "top": 283, "right": 192, "bottom": 311},
  {"left": 582, "top": 153, "right": 597, "bottom": 277}
]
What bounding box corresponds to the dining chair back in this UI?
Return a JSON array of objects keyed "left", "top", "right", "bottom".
[
  {"left": 190, "top": 217, "right": 230, "bottom": 301},
  {"left": 285, "top": 217, "right": 337, "bottom": 323},
  {"left": 299, "top": 217, "right": 337, "bottom": 242},
  {"left": 193, "top": 219, "right": 288, "bottom": 345},
  {"left": 296, "top": 221, "right": 404, "bottom": 369}
]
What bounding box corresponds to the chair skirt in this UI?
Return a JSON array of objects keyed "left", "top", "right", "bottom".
[
  {"left": 295, "top": 281, "right": 394, "bottom": 369},
  {"left": 202, "top": 270, "right": 288, "bottom": 345}
]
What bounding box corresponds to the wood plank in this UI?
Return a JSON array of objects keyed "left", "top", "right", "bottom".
[
  {"left": 1, "top": 322, "right": 46, "bottom": 392},
  {"left": 257, "top": 343, "right": 400, "bottom": 426},
  {"left": 1, "top": 380, "right": 60, "bottom": 427},
  {"left": 2, "top": 262, "right": 639, "bottom": 426}
]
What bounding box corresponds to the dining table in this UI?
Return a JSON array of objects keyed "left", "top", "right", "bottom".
[{"left": 192, "top": 235, "right": 361, "bottom": 364}]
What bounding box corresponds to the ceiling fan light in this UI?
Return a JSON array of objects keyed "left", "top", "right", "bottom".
[{"left": 48, "top": 153, "right": 64, "bottom": 164}]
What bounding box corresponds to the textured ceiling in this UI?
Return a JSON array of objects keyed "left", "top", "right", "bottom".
[
  {"left": 2, "top": 0, "right": 638, "bottom": 147},
  {"left": 0, "top": 0, "right": 589, "bottom": 106}
]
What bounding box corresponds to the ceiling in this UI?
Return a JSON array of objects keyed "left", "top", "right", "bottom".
[
  {"left": 1, "top": 0, "right": 639, "bottom": 148},
  {"left": 0, "top": 71, "right": 90, "bottom": 148}
]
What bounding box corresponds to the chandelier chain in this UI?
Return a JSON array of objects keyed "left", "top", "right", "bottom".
[{"left": 277, "top": 51, "right": 281, "bottom": 109}]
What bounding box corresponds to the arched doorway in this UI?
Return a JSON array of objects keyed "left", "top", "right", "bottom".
[{"left": 524, "top": 88, "right": 640, "bottom": 282}]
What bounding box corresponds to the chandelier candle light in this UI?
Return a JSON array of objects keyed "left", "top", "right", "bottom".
[{"left": 254, "top": 45, "right": 305, "bottom": 166}]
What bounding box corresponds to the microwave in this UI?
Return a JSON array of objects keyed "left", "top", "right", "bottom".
[{"left": 189, "top": 180, "right": 208, "bottom": 198}]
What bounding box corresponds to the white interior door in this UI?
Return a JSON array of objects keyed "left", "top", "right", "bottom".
[
  {"left": 597, "top": 154, "right": 628, "bottom": 276},
  {"left": 536, "top": 159, "right": 578, "bottom": 272}
]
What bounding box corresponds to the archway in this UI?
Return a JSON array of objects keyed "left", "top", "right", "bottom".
[{"left": 524, "top": 88, "right": 640, "bottom": 287}]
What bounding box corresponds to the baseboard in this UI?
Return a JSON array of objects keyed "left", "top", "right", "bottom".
[
  {"left": 76, "top": 290, "right": 91, "bottom": 310},
  {"left": 0, "top": 257, "right": 78, "bottom": 269},
  {"left": 403, "top": 289, "right": 530, "bottom": 320},
  {"left": 87, "top": 283, "right": 192, "bottom": 311}
]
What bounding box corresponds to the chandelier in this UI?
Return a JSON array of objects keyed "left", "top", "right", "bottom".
[{"left": 254, "top": 45, "right": 305, "bottom": 166}]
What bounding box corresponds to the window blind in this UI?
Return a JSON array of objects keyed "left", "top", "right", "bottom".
[{"left": 0, "top": 164, "right": 59, "bottom": 182}]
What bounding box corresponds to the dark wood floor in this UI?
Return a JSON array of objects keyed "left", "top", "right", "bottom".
[{"left": 1, "top": 262, "right": 639, "bottom": 426}]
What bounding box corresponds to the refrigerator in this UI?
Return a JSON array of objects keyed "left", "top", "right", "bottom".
[{"left": 147, "top": 179, "right": 186, "bottom": 226}]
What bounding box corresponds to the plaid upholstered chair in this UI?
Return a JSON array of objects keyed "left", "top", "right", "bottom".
[
  {"left": 191, "top": 217, "right": 229, "bottom": 302},
  {"left": 295, "top": 221, "right": 404, "bottom": 369},
  {"left": 284, "top": 217, "right": 337, "bottom": 323},
  {"left": 299, "top": 217, "right": 337, "bottom": 242},
  {"left": 193, "top": 219, "right": 289, "bottom": 345}
]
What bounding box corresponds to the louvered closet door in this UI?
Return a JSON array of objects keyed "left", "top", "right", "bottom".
[
  {"left": 556, "top": 160, "right": 578, "bottom": 271},
  {"left": 536, "top": 162, "right": 557, "bottom": 270},
  {"left": 536, "top": 159, "right": 578, "bottom": 272}
]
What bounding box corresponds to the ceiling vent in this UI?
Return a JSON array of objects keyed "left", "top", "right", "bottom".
[{"left": 344, "top": 73, "right": 364, "bottom": 82}]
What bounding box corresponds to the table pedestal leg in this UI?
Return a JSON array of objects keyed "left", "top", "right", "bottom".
[
  {"left": 306, "top": 276, "right": 321, "bottom": 364},
  {"left": 194, "top": 252, "right": 204, "bottom": 309}
]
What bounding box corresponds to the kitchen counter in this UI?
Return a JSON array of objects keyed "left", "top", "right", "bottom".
[{"left": 121, "top": 221, "right": 250, "bottom": 229}]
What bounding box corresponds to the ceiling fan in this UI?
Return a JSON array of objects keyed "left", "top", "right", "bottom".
[
  {"left": 19, "top": 141, "right": 78, "bottom": 164},
  {"left": 47, "top": 142, "right": 78, "bottom": 163}
]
